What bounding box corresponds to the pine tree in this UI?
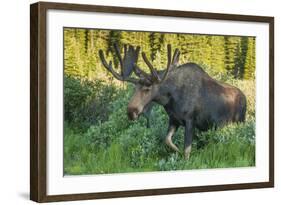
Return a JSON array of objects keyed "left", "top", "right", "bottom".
[{"left": 244, "top": 37, "right": 256, "bottom": 79}]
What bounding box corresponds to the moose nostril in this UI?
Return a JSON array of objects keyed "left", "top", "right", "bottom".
[{"left": 127, "top": 107, "right": 139, "bottom": 120}]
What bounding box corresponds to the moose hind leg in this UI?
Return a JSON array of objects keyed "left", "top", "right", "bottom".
[
  {"left": 184, "top": 120, "right": 193, "bottom": 160},
  {"left": 165, "top": 125, "right": 179, "bottom": 152}
]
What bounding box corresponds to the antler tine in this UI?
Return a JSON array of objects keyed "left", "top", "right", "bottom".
[
  {"left": 131, "top": 46, "right": 143, "bottom": 78},
  {"left": 99, "top": 49, "right": 124, "bottom": 81},
  {"left": 159, "top": 44, "right": 173, "bottom": 84},
  {"left": 131, "top": 46, "right": 154, "bottom": 84},
  {"left": 159, "top": 44, "right": 181, "bottom": 84},
  {"left": 172, "top": 48, "right": 180, "bottom": 66},
  {"left": 123, "top": 44, "right": 128, "bottom": 57},
  {"left": 166, "top": 44, "right": 172, "bottom": 70},
  {"left": 134, "top": 46, "right": 140, "bottom": 62},
  {"left": 113, "top": 43, "right": 124, "bottom": 76},
  {"left": 142, "top": 52, "right": 161, "bottom": 82}
]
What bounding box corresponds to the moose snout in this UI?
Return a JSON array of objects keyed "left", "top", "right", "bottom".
[{"left": 127, "top": 107, "right": 140, "bottom": 121}]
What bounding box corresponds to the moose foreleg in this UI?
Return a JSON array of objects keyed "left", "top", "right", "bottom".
[
  {"left": 143, "top": 112, "right": 150, "bottom": 128},
  {"left": 143, "top": 103, "right": 153, "bottom": 128},
  {"left": 184, "top": 120, "right": 193, "bottom": 160},
  {"left": 165, "top": 125, "right": 179, "bottom": 152}
]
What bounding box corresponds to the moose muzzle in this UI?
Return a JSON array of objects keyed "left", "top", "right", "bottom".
[{"left": 127, "top": 107, "right": 140, "bottom": 121}]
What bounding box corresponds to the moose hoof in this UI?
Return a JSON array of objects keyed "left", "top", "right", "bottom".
[{"left": 184, "top": 145, "right": 192, "bottom": 160}]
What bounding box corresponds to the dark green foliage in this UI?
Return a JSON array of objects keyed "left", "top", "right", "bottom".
[
  {"left": 107, "top": 31, "right": 122, "bottom": 67},
  {"left": 233, "top": 37, "right": 248, "bottom": 79},
  {"left": 149, "top": 33, "right": 164, "bottom": 61},
  {"left": 64, "top": 75, "right": 93, "bottom": 123},
  {"left": 64, "top": 75, "right": 119, "bottom": 131}
]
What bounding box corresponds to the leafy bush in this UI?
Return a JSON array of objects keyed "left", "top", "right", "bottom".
[
  {"left": 64, "top": 76, "right": 94, "bottom": 123},
  {"left": 64, "top": 75, "right": 120, "bottom": 131}
]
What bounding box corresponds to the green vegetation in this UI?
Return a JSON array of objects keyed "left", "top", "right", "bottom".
[{"left": 63, "top": 28, "right": 256, "bottom": 175}]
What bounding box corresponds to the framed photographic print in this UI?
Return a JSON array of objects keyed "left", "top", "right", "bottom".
[{"left": 30, "top": 1, "right": 274, "bottom": 202}]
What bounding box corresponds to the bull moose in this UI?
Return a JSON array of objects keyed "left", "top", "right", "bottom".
[{"left": 99, "top": 44, "right": 247, "bottom": 160}]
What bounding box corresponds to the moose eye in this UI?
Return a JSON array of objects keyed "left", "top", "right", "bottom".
[{"left": 143, "top": 87, "right": 151, "bottom": 92}]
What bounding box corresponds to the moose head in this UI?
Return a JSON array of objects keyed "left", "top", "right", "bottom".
[{"left": 99, "top": 44, "right": 180, "bottom": 121}]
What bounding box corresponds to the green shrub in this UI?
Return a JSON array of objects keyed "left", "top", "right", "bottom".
[
  {"left": 64, "top": 75, "right": 121, "bottom": 131},
  {"left": 64, "top": 76, "right": 94, "bottom": 123}
]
